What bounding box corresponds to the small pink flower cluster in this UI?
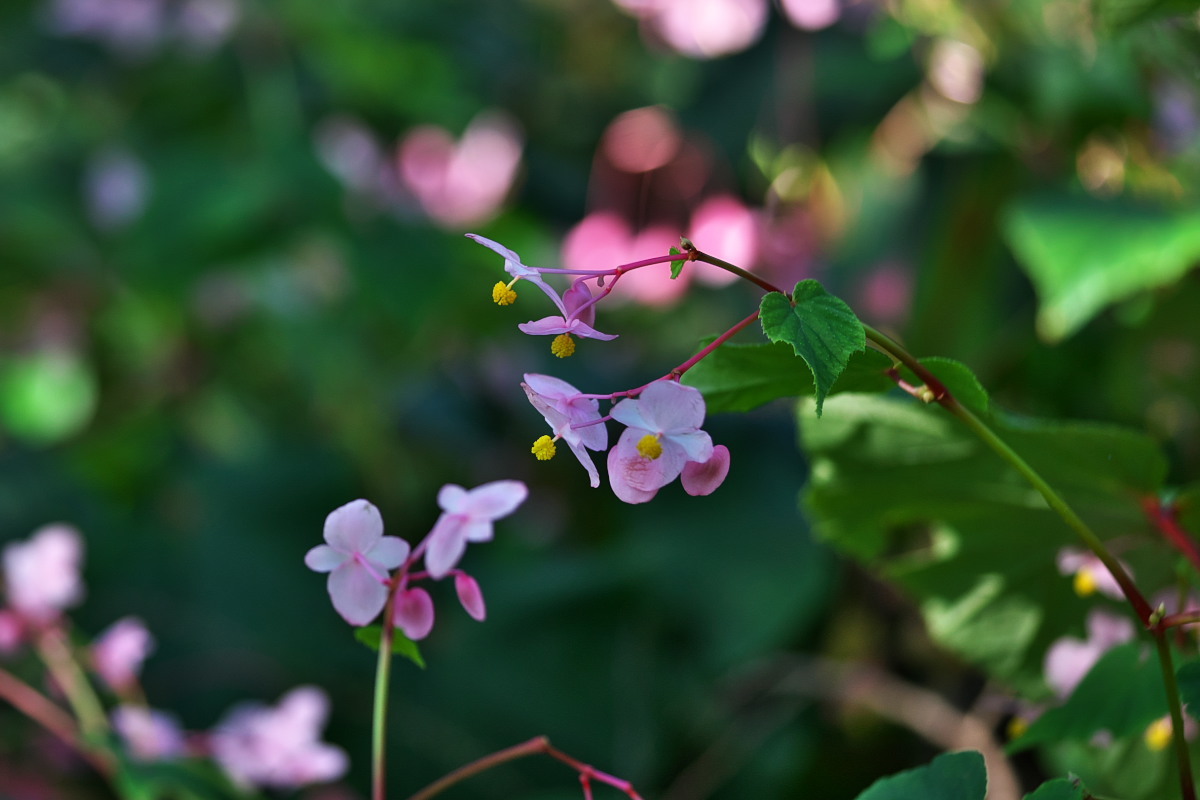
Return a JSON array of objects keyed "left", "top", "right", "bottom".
[
  {"left": 304, "top": 481, "right": 527, "bottom": 637},
  {"left": 0, "top": 524, "right": 347, "bottom": 790},
  {"left": 469, "top": 235, "right": 731, "bottom": 504}
]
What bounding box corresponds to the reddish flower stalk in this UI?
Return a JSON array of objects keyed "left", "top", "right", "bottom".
[{"left": 1143, "top": 496, "right": 1200, "bottom": 576}]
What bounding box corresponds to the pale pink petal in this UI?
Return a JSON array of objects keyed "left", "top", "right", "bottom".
[
  {"left": 365, "top": 536, "right": 410, "bottom": 569},
  {"left": 465, "top": 233, "right": 566, "bottom": 313},
  {"left": 608, "top": 447, "right": 661, "bottom": 504},
  {"left": 682, "top": 445, "right": 730, "bottom": 495},
  {"left": 780, "top": 0, "right": 840, "bottom": 30},
  {"left": 0, "top": 610, "right": 23, "bottom": 653},
  {"left": 393, "top": 587, "right": 435, "bottom": 640},
  {"left": 459, "top": 480, "right": 529, "bottom": 520},
  {"left": 424, "top": 514, "right": 467, "bottom": 579},
  {"left": 92, "top": 616, "right": 155, "bottom": 692},
  {"left": 610, "top": 430, "right": 677, "bottom": 492},
  {"left": 637, "top": 380, "right": 707, "bottom": 431},
  {"left": 111, "top": 706, "right": 185, "bottom": 762},
  {"left": 323, "top": 500, "right": 383, "bottom": 553},
  {"left": 3, "top": 524, "right": 85, "bottom": 622},
  {"left": 665, "top": 430, "right": 714, "bottom": 464},
  {"left": 304, "top": 544, "right": 347, "bottom": 573},
  {"left": 562, "top": 280, "right": 596, "bottom": 327},
  {"left": 565, "top": 317, "right": 619, "bottom": 341},
  {"left": 436, "top": 484, "right": 468, "bottom": 512},
  {"left": 327, "top": 562, "right": 388, "bottom": 626},
  {"left": 565, "top": 436, "right": 602, "bottom": 488},
  {"left": 455, "top": 573, "right": 486, "bottom": 621}
]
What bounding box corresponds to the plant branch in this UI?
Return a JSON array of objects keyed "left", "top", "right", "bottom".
[
  {"left": 0, "top": 666, "right": 114, "bottom": 776},
  {"left": 1144, "top": 497, "right": 1200, "bottom": 576},
  {"left": 372, "top": 582, "right": 402, "bottom": 800}
]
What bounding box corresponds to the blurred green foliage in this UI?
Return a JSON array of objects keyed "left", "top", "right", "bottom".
[{"left": 1, "top": 0, "right": 1199, "bottom": 797}]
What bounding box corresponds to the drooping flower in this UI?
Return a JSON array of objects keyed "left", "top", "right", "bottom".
[
  {"left": 92, "top": 616, "right": 155, "bottom": 693},
  {"left": 305, "top": 500, "right": 410, "bottom": 626},
  {"left": 393, "top": 587, "right": 435, "bottom": 640},
  {"left": 1056, "top": 548, "right": 1128, "bottom": 600},
  {"left": 466, "top": 233, "right": 565, "bottom": 312},
  {"left": 2, "top": 524, "right": 85, "bottom": 623},
  {"left": 1043, "top": 609, "right": 1135, "bottom": 699},
  {"left": 210, "top": 686, "right": 348, "bottom": 790},
  {"left": 111, "top": 705, "right": 186, "bottom": 762},
  {"left": 423, "top": 481, "right": 527, "bottom": 579},
  {"left": 607, "top": 381, "right": 717, "bottom": 502},
  {"left": 517, "top": 312, "right": 618, "bottom": 358},
  {"left": 522, "top": 374, "right": 607, "bottom": 487}
]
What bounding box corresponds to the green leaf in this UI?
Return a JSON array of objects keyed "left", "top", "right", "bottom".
[
  {"left": 1175, "top": 659, "right": 1200, "bottom": 714},
  {"left": 682, "top": 342, "right": 893, "bottom": 414},
  {"left": 669, "top": 246, "right": 685, "bottom": 279},
  {"left": 853, "top": 750, "right": 986, "bottom": 800},
  {"left": 1003, "top": 194, "right": 1200, "bottom": 342},
  {"left": 1023, "top": 776, "right": 1089, "bottom": 800},
  {"left": 800, "top": 389, "right": 1168, "bottom": 682},
  {"left": 759, "top": 280, "right": 865, "bottom": 416},
  {"left": 1012, "top": 642, "right": 1164, "bottom": 751},
  {"left": 355, "top": 625, "right": 426, "bottom": 668},
  {"left": 899, "top": 357, "right": 990, "bottom": 417}
]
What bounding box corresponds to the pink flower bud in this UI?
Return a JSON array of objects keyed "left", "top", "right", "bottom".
[
  {"left": 455, "top": 573, "right": 486, "bottom": 621},
  {"left": 393, "top": 587, "right": 435, "bottom": 641},
  {"left": 92, "top": 616, "right": 155, "bottom": 692}
]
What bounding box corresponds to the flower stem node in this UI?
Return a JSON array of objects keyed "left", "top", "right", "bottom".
[
  {"left": 636, "top": 434, "right": 663, "bottom": 460},
  {"left": 532, "top": 435, "right": 557, "bottom": 461},
  {"left": 492, "top": 280, "right": 518, "bottom": 306},
  {"left": 551, "top": 334, "right": 576, "bottom": 358}
]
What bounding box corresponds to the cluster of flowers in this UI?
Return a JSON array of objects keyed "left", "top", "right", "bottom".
[
  {"left": 0, "top": 524, "right": 347, "bottom": 790},
  {"left": 469, "top": 234, "right": 731, "bottom": 504},
  {"left": 305, "top": 480, "right": 527, "bottom": 634}
]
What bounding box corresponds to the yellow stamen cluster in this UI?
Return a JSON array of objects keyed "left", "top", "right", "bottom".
[
  {"left": 1005, "top": 716, "right": 1029, "bottom": 741},
  {"left": 636, "top": 433, "right": 663, "bottom": 460},
  {"left": 1072, "top": 569, "right": 1098, "bottom": 597},
  {"left": 492, "top": 280, "right": 518, "bottom": 306},
  {"left": 551, "top": 333, "right": 576, "bottom": 358},
  {"left": 1145, "top": 717, "right": 1173, "bottom": 751},
  {"left": 531, "top": 435, "right": 557, "bottom": 461}
]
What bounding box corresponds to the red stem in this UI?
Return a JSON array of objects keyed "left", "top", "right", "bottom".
[{"left": 1143, "top": 497, "right": 1200, "bottom": 576}]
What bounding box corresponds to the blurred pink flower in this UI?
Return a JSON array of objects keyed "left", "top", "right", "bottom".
[
  {"left": 305, "top": 500, "right": 410, "bottom": 626},
  {"left": 607, "top": 381, "right": 720, "bottom": 503},
  {"left": 687, "top": 195, "right": 760, "bottom": 286},
  {"left": 780, "top": 0, "right": 840, "bottom": 31},
  {"left": 91, "top": 616, "right": 155, "bottom": 693},
  {"left": 1044, "top": 609, "right": 1135, "bottom": 699},
  {"left": 397, "top": 111, "right": 523, "bottom": 227},
  {"left": 857, "top": 261, "right": 913, "bottom": 326},
  {"left": 562, "top": 213, "right": 689, "bottom": 306},
  {"left": 84, "top": 147, "right": 149, "bottom": 231},
  {"left": 2, "top": 524, "right": 85, "bottom": 623},
  {"left": 0, "top": 609, "right": 23, "bottom": 654},
  {"left": 210, "top": 686, "right": 348, "bottom": 790},
  {"left": 1056, "top": 548, "right": 1128, "bottom": 600},
  {"left": 44, "top": 0, "right": 165, "bottom": 56},
  {"left": 601, "top": 106, "right": 683, "bottom": 173},
  {"left": 111, "top": 706, "right": 186, "bottom": 762},
  {"left": 522, "top": 373, "right": 608, "bottom": 488},
  {"left": 423, "top": 481, "right": 528, "bottom": 579},
  {"left": 455, "top": 573, "right": 486, "bottom": 621},
  {"left": 615, "top": 0, "right": 769, "bottom": 59},
  {"left": 175, "top": 0, "right": 239, "bottom": 54},
  {"left": 393, "top": 587, "right": 435, "bottom": 641}
]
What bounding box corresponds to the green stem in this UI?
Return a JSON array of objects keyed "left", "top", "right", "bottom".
[
  {"left": 691, "top": 249, "right": 784, "bottom": 296},
  {"left": 373, "top": 590, "right": 400, "bottom": 800},
  {"left": 1156, "top": 635, "right": 1197, "bottom": 800}
]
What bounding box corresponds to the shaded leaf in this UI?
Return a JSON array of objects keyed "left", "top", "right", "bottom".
[
  {"left": 853, "top": 750, "right": 986, "bottom": 800},
  {"left": 1023, "top": 776, "right": 1089, "bottom": 800},
  {"left": 355, "top": 625, "right": 426, "bottom": 668}
]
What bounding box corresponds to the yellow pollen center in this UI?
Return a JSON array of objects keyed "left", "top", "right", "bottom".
[
  {"left": 637, "top": 433, "right": 663, "bottom": 459},
  {"left": 1145, "top": 717, "right": 1174, "bottom": 751},
  {"left": 1073, "top": 569, "right": 1098, "bottom": 597},
  {"left": 531, "top": 435, "right": 557, "bottom": 461},
  {"left": 1005, "top": 716, "right": 1029, "bottom": 741},
  {"left": 492, "top": 280, "right": 518, "bottom": 306},
  {"left": 551, "top": 333, "right": 576, "bottom": 358}
]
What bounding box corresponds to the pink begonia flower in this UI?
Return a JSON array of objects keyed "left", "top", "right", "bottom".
[
  {"left": 522, "top": 374, "right": 608, "bottom": 487},
  {"left": 614, "top": 0, "right": 769, "bottom": 59},
  {"left": 455, "top": 573, "right": 486, "bottom": 621},
  {"left": 681, "top": 444, "right": 731, "bottom": 496},
  {"left": 780, "top": 0, "right": 840, "bottom": 31},
  {"left": 397, "top": 111, "right": 522, "bottom": 227},
  {"left": 423, "top": 481, "right": 528, "bottom": 580},
  {"left": 1056, "top": 548, "right": 1128, "bottom": 600},
  {"left": 92, "top": 616, "right": 155, "bottom": 692},
  {"left": 210, "top": 686, "right": 348, "bottom": 790},
  {"left": 305, "top": 500, "right": 410, "bottom": 626},
  {"left": 2, "top": 524, "right": 85, "bottom": 623},
  {"left": 608, "top": 381, "right": 716, "bottom": 502},
  {"left": 466, "top": 233, "right": 568, "bottom": 313},
  {"left": 1044, "top": 609, "right": 1135, "bottom": 698},
  {"left": 393, "top": 587, "right": 434, "bottom": 641},
  {"left": 111, "top": 705, "right": 186, "bottom": 762}
]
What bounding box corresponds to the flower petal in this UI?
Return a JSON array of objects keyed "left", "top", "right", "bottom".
[
  {"left": 423, "top": 514, "right": 467, "bottom": 579},
  {"left": 607, "top": 447, "right": 660, "bottom": 504},
  {"left": 326, "top": 562, "right": 388, "bottom": 626},
  {"left": 518, "top": 316, "right": 571, "bottom": 336},
  {"left": 304, "top": 544, "right": 347, "bottom": 573},
  {"left": 681, "top": 445, "right": 730, "bottom": 496},
  {"left": 323, "top": 500, "right": 383, "bottom": 554},
  {"left": 565, "top": 318, "right": 618, "bottom": 341},
  {"left": 436, "top": 484, "right": 468, "bottom": 513},
  {"left": 366, "top": 536, "right": 410, "bottom": 570},
  {"left": 455, "top": 573, "right": 486, "bottom": 621},
  {"left": 637, "top": 380, "right": 706, "bottom": 431},
  {"left": 460, "top": 480, "right": 528, "bottom": 520}
]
